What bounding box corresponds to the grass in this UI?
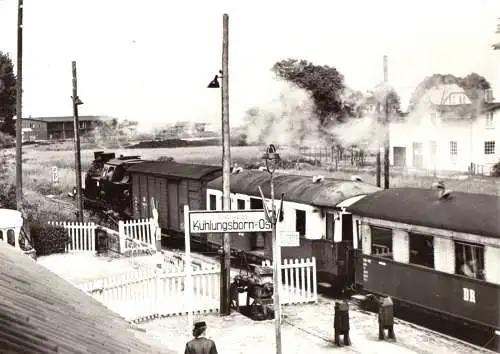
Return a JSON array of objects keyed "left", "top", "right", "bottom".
[{"left": 1, "top": 141, "right": 498, "bottom": 224}]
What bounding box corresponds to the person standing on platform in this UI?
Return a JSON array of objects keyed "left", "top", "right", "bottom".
[
  {"left": 378, "top": 296, "right": 396, "bottom": 341},
  {"left": 185, "top": 321, "right": 218, "bottom": 354}
]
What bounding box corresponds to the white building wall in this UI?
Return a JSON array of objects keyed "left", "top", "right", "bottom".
[{"left": 390, "top": 109, "right": 500, "bottom": 173}]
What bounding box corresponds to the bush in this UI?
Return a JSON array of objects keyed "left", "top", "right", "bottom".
[
  {"left": 0, "top": 132, "right": 15, "bottom": 148},
  {"left": 0, "top": 183, "right": 16, "bottom": 209},
  {"left": 30, "top": 224, "right": 70, "bottom": 256}
]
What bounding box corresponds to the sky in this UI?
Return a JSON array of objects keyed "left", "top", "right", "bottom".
[{"left": 0, "top": 0, "right": 500, "bottom": 132}]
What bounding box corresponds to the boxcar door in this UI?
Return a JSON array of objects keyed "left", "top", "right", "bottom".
[{"left": 167, "top": 181, "right": 179, "bottom": 231}]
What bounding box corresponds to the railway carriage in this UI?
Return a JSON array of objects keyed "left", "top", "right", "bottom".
[
  {"left": 347, "top": 186, "right": 500, "bottom": 332},
  {"left": 206, "top": 169, "right": 380, "bottom": 286}
]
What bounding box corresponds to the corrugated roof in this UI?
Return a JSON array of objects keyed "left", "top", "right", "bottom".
[
  {"left": 347, "top": 188, "right": 500, "bottom": 239},
  {"left": 0, "top": 243, "right": 172, "bottom": 353},
  {"left": 207, "top": 170, "right": 381, "bottom": 207},
  {"left": 127, "top": 161, "right": 222, "bottom": 180},
  {"left": 22, "top": 116, "right": 112, "bottom": 123}
]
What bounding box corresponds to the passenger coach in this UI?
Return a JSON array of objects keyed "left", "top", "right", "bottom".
[
  {"left": 347, "top": 185, "right": 500, "bottom": 332},
  {"left": 206, "top": 169, "right": 380, "bottom": 286}
]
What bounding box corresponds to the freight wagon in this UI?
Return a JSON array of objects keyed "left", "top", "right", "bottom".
[{"left": 126, "top": 161, "right": 222, "bottom": 239}]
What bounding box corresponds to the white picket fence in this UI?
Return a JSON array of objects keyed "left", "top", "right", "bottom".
[
  {"left": 78, "top": 265, "right": 220, "bottom": 322},
  {"left": 119, "top": 218, "right": 155, "bottom": 252},
  {"left": 48, "top": 221, "right": 96, "bottom": 252},
  {"left": 262, "top": 257, "right": 318, "bottom": 305}
]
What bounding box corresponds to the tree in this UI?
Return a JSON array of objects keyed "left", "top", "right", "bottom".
[
  {"left": 0, "top": 52, "right": 16, "bottom": 136},
  {"left": 408, "top": 73, "right": 491, "bottom": 110},
  {"left": 271, "top": 59, "right": 347, "bottom": 125}
]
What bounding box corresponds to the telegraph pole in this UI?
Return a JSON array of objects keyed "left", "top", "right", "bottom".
[
  {"left": 220, "top": 13, "right": 232, "bottom": 316},
  {"left": 15, "top": 0, "right": 23, "bottom": 211},
  {"left": 383, "top": 55, "right": 390, "bottom": 189},
  {"left": 375, "top": 100, "right": 381, "bottom": 187},
  {"left": 72, "top": 61, "right": 84, "bottom": 222}
]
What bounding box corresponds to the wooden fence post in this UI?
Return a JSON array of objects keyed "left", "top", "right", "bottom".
[{"left": 118, "top": 220, "right": 125, "bottom": 254}]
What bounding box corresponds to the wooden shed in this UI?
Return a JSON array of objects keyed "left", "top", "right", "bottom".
[{"left": 127, "top": 161, "right": 222, "bottom": 234}]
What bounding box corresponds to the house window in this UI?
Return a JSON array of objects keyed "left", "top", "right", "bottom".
[
  {"left": 0, "top": 230, "right": 3, "bottom": 241},
  {"left": 449, "top": 141, "right": 458, "bottom": 156},
  {"left": 485, "top": 112, "right": 494, "bottom": 127},
  {"left": 370, "top": 226, "right": 392, "bottom": 259},
  {"left": 484, "top": 141, "right": 495, "bottom": 155},
  {"left": 409, "top": 233, "right": 434, "bottom": 268},
  {"left": 455, "top": 241, "right": 484, "bottom": 280},
  {"left": 79, "top": 121, "right": 85, "bottom": 129},
  {"left": 236, "top": 199, "right": 245, "bottom": 210},
  {"left": 209, "top": 195, "right": 217, "bottom": 210},
  {"left": 250, "top": 198, "right": 263, "bottom": 210},
  {"left": 295, "top": 210, "right": 306, "bottom": 237}
]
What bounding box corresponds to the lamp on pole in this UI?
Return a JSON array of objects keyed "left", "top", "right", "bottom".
[
  {"left": 262, "top": 144, "right": 282, "bottom": 354},
  {"left": 207, "top": 13, "right": 231, "bottom": 316},
  {"left": 71, "top": 61, "right": 84, "bottom": 222}
]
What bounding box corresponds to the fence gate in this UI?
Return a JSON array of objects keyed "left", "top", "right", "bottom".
[
  {"left": 262, "top": 257, "right": 318, "bottom": 305},
  {"left": 119, "top": 218, "right": 156, "bottom": 253},
  {"left": 48, "top": 221, "right": 96, "bottom": 252}
]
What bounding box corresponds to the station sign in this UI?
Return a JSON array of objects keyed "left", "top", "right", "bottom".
[
  {"left": 189, "top": 210, "right": 271, "bottom": 234},
  {"left": 279, "top": 231, "right": 300, "bottom": 247}
]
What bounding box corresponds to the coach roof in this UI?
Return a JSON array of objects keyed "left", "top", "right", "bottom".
[
  {"left": 207, "top": 170, "right": 381, "bottom": 207},
  {"left": 127, "top": 161, "right": 222, "bottom": 179},
  {"left": 347, "top": 188, "right": 500, "bottom": 239},
  {"left": 0, "top": 243, "right": 171, "bottom": 353}
]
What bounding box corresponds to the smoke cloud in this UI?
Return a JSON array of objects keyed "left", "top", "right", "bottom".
[
  {"left": 242, "top": 80, "right": 327, "bottom": 147},
  {"left": 242, "top": 80, "right": 391, "bottom": 152}
]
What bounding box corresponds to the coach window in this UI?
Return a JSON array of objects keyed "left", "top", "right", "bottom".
[
  {"left": 209, "top": 195, "right": 217, "bottom": 210},
  {"left": 370, "top": 226, "right": 393, "bottom": 259},
  {"left": 7, "top": 229, "right": 15, "bottom": 247},
  {"left": 455, "top": 241, "right": 485, "bottom": 280},
  {"left": 250, "top": 198, "right": 263, "bottom": 210},
  {"left": 237, "top": 199, "right": 245, "bottom": 210},
  {"left": 409, "top": 233, "right": 434, "bottom": 268},
  {"left": 325, "top": 212, "right": 335, "bottom": 241},
  {"left": 295, "top": 210, "right": 306, "bottom": 237}
]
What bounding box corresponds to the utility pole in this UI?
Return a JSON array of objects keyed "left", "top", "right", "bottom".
[
  {"left": 375, "top": 100, "right": 381, "bottom": 188},
  {"left": 383, "top": 55, "right": 390, "bottom": 189},
  {"left": 15, "top": 0, "right": 23, "bottom": 211},
  {"left": 220, "top": 13, "right": 232, "bottom": 316},
  {"left": 72, "top": 61, "right": 84, "bottom": 222}
]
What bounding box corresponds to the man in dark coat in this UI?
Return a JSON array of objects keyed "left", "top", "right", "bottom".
[
  {"left": 333, "top": 301, "right": 351, "bottom": 346},
  {"left": 378, "top": 296, "right": 396, "bottom": 340},
  {"left": 185, "top": 321, "right": 218, "bottom": 354}
]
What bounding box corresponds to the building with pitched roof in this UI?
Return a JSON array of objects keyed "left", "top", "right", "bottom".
[
  {"left": 389, "top": 85, "right": 500, "bottom": 174},
  {"left": 20, "top": 115, "right": 113, "bottom": 142}
]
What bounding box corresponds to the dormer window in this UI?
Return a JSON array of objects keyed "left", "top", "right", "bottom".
[{"left": 486, "top": 112, "right": 494, "bottom": 128}]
